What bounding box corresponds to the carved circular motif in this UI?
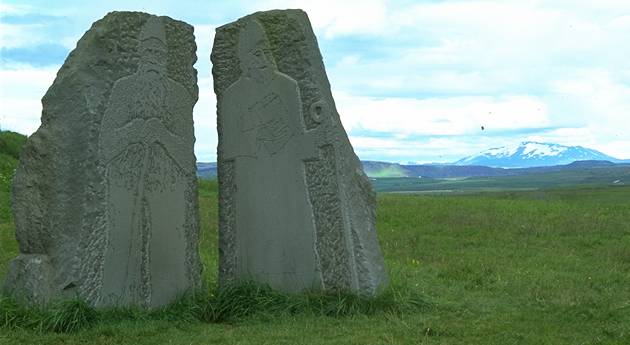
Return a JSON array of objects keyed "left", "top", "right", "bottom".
[{"left": 309, "top": 100, "right": 328, "bottom": 124}]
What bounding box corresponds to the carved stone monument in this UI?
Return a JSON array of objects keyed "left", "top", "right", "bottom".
[
  {"left": 212, "top": 10, "right": 388, "bottom": 295},
  {"left": 3, "top": 12, "right": 201, "bottom": 308}
]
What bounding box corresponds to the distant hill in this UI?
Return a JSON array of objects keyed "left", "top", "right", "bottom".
[
  {"left": 0, "top": 131, "right": 27, "bottom": 222},
  {"left": 565, "top": 160, "right": 618, "bottom": 168},
  {"left": 0, "top": 130, "right": 27, "bottom": 180},
  {"left": 362, "top": 161, "right": 517, "bottom": 178},
  {"left": 361, "top": 159, "right": 630, "bottom": 179},
  {"left": 197, "top": 162, "right": 217, "bottom": 179},
  {"left": 359, "top": 161, "right": 408, "bottom": 177},
  {"left": 0, "top": 130, "right": 27, "bottom": 162},
  {"left": 454, "top": 141, "right": 622, "bottom": 168}
]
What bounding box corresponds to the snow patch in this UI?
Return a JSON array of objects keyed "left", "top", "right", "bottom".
[
  {"left": 522, "top": 142, "right": 567, "bottom": 157},
  {"left": 454, "top": 141, "right": 616, "bottom": 168},
  {"left": 484, "top": 144, "right": 519, "bottom": 157}
]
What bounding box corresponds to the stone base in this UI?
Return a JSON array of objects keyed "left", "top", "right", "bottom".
[{"left": 3, "top": 254, "right": 54, "bottom": 305}]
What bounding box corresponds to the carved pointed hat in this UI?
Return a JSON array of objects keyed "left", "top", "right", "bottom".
[
  {"left": 140, "top": 16, "right": 166, "bottom": 44},
  {"left": 237, "top": 19, "right": 277, "bottom": 69},
  {"left": 238, "top": 20, "right": 267, "bottom": 54}
]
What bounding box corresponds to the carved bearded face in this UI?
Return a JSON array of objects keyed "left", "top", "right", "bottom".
[
  {"left": 245, "top": 47, "right": 270, "bottom": 73},
  {"left": 140, "top": 38, "right": 167, "bottom": 75},
  {"left": 135, "top": 37, "right": 168, "bottom": 119},
  {"left": 238, "top": 21, "right": 275, "bottom": 81}
]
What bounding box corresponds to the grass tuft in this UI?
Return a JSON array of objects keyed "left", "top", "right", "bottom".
[
  {"left": 197, "top": 281, "right": 431, "bottom": 322},
  {"left": 1, "top": 295, "right": 34, "bottom": 330},
  {"left": 200, "top": 282, "right": 300, "bottom": 322},
  {"left": 1, "top": 296, "right": 97, "bottom": 333},
  {"left": 41, "top": 299, "right": 98, "bottom": 333}
]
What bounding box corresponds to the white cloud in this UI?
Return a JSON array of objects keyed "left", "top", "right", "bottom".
[
  {"left": 0, "top": 65, "right": 58, "bottom": 134},
  {"left": 191, "top": 24, "right": 218, "bottom": 162},
  {"left": 595, "top": 140, "right": 630, "bottom": 160},
  {"left": 0, "top": 4, "right": 76, "bottom": 50},
  {"left": 526, "top": 127, "right": 596, "bottom": 147},
  {"left": 336, "top": 91, "right": 550, "bottom": 136},
  {"left": 348, "top": 134, "right": 529, "bottom": 164},
  {"left": 192, "top": 24, "right": 216, "bottom": 63},
  {"left": 247, "top": 0, "right": 390, "bottom": 38},
  {"left": 193, "top": 75, "right": 217, "bottom": 162},
  {"left": 336, "top": 89, "right": 555, "bottom": 162},
  {"left": 550, "top": 70, "right": 630, "bottom": 142},
  {"left": 0, "top": 3, "right": 34, "bottom": 15},
  {"left": 326, "top": 1, "right": 630, "bottom": 93},
  {"left": 0, "top": 23, "right": 45, "bottom": 49}
]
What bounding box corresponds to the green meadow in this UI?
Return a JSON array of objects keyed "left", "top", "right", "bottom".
[
  {"left": 371, "top": 168, "right": 630, "bottom": 193},
  {"left": 1, "top": 131, "right": 629, "bottom": 344}
]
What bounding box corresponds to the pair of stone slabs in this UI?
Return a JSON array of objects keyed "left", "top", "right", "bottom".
[{"left": 3, "top": 10, "right": 388, "bottom": 309}]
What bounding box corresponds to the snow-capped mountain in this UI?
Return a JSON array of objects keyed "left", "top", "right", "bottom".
[{"left": 455, "top": 142, "right": 622, "bottom": 168}]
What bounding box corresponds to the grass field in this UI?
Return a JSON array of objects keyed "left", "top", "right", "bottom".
[{"left": 1, "top": 172, "right": 629, "bottom": 344}]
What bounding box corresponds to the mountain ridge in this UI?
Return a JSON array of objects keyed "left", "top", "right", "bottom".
[{"left": 454, "top": 141, "right": 623, "bottom": 168}]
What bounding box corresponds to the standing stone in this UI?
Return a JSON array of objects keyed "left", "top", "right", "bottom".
[
  {"left": 3, "top": 12, "right": 202, "bottom": 308},
  {"left": 212, "top": 10, "right": 388, "bottom": 295}
]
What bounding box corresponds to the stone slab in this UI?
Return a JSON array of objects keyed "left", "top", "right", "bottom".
[
  {"left": 212, "top": 9, "right": 388, "bottom": 295},
  {"left": 3, "top": 12, "right": 202, "bottom": 308}
]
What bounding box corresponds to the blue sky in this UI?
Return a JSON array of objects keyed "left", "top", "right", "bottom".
[{"left": 1, "top": 0, "right": 629, "bottom": 163}]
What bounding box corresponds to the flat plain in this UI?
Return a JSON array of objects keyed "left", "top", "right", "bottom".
[{"left": 1, "top": 132, "right": 629, "bottom": 344}]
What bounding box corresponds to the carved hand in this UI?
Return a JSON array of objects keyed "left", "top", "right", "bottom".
[
  {"left": 127, "top": 117, "right": 145, "bottom": 135},
  {"left": 142, "top": 118, "right": 165, "bottom": 144}
]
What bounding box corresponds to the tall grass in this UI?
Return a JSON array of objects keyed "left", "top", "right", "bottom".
[
  {"left": 0, "top": 281, "right": 429, "bottom": 334},
  {"left": 0, "top": 296, "right": 97, "bottom": 333}
]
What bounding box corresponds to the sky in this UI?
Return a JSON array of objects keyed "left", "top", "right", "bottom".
[{"left": 1, "top": 0, "right": 629, "bottom": 163}]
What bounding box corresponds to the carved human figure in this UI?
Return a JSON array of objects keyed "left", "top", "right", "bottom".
[
  {"left": 220, "top": 20, "right": 321, "bottom": 292},
  {"left": 98, "top": 17, "right": 194, "bottom": 307}
]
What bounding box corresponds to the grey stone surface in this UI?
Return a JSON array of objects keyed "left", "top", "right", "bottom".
[
  {"left": 3, "top": 12, "right": 202, "bottom": 308},
  {"left": 212, "top": 10, "right": 388, "bottom": 295}
]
